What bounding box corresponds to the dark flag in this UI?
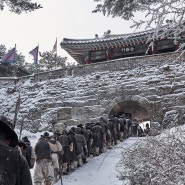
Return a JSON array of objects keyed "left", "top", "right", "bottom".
[
  {"left": 51, "top": 38, "right": 57, "bottom": 54},
  {"left": 29, "top": 46, "right": 39, "bottom": 64},
  {"left": 1, "top": 47, "right": 16, "bottom": 63}
]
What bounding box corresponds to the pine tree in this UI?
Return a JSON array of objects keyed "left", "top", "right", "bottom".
[{"left": 0, "top": 0, "right": 42, "bottom": 14}]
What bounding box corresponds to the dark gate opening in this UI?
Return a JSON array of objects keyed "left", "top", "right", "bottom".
[{"left": 109, "top": 100, "right": 149, "bottom": 122}]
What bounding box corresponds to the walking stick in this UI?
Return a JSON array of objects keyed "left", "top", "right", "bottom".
[
  {"left": 19, "top": 116, "right": 24, "bottom": 140},
  {"left": 13, "top": 94, "right": 21, "bottom": 129}
]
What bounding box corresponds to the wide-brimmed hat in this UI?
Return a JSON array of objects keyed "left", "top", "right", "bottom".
[
  {"left": 22, "top": 136, "right": 31, "bottom": 145},
  {"left": 67, "top": 130, "right": 75, "bottom": 135},
  {"left": 96, "top": 122, "right": 101, "bottom": 125},
  {"left": 62, "top": 129, "right": 68, "bottom": 135},
  {"left": 41, "top": 131, "right": 50, "bottom": 138},
  {"left": 22, "top": 136, "right": 29, "bottom": 142},
  {"left": 77, "top": 123, "right": 83, "bottom": 128},
  {"left": 0, "top": 116, "right": 18, "bottom": 147},
  {"left": 18, "top": 140, "right": 27, "bottom": 149}
]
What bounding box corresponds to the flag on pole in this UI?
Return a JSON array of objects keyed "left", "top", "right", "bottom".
[
  {"left": 1, "top": 47, "right": 16, "bottom": 63},
  {"left": 29, "top": 46, "right": 39, "bottom": 64},
  {"left": 51, "top": 39, "right": 57, "bottom": 54}
]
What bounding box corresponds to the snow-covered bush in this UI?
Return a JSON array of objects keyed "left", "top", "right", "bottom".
[
  {"left": 162, "top": 110, "right": 179, "bottom": 129},
  {"left": 117, "top": 126, "right": 185, "bottom": 185}
]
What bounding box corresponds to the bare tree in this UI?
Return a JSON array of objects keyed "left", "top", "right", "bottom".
[{"left": 93, "top": 0, "right": 185, "bottom": 50}]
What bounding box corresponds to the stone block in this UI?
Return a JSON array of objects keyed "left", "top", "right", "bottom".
[{"left": 57, "top": 108, "right": 72, "bottom": 120}]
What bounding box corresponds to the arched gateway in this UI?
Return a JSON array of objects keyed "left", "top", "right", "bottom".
[{"left": 104, "top": 95, "right": 152, "bottom": 122}]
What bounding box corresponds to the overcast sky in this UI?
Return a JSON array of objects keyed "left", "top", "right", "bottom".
[{"left": 0, "top": 0, "right": 136, "bottom": 63}]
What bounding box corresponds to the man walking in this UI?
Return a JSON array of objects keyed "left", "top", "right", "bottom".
[
  {"left": 0, "top": 115, "right": 33, "bottom": 185},
  {"left": 33, "top": 132, "right": 54, "bottom": 185}
]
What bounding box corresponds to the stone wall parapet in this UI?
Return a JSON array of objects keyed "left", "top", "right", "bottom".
[
  {"left": 0, "top": 51, "right": 185, "bottom": 131},
  {"left": 0, "top": 51, "right": 184, "bottom": 86}
]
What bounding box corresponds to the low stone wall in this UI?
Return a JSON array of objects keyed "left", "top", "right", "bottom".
[
  {"left": 72, "top": 52, "right": 183, "bottom": 76},
  {"left": 0, "top": 77, "right": 17, "bottom": 86}
]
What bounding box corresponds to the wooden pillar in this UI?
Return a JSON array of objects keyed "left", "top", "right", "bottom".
[
  {"left": 175, "top": 43, "right": 179, "bottom": 51},
  {"left": 106, "top": 48, "right": 114, "bottom": 60},
  {"left": 85, "top": 51, "right": 91, "bottom": 64},
  {"left": 152, "top": 41, "right": 158, "bottom": 54}
]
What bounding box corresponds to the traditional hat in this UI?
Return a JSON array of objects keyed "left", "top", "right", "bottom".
[
  {"left": 18, "top": 140, "right": 27, "bottom": 149},
  {"left": 0, "top": 116, "right": 18, "bottom": 147},
  {"left": 41, "top": 131, "right": 50, "bottom": 138},
  {"left": 77, "top": 123, "right": 83, "bottom": 128},
  {"left": 22, "top": 136, "right": 29, "bottom": 142},
  {"left": 70, "top": 127, "right": 76, "bottom": 132},
  {"left": 62, "top": 129, "right": 68, "bottom": 135},
  {"left": 96, "top": 122, "right": 101, "bottom": 125},
  {"left": 67, "top": 130, "right": 75, "bottom": 135},
  {"left": 22, "top": 136, "right": 31, "bottom": 145}
]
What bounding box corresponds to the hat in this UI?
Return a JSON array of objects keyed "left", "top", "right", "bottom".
[
  {"left": 22, "top": 136, "right": 31, "bottom": 145},
  {"left": 62, "top": 129, "right": 68, "bottom": 135},
  {"left": 77, "top": 124, "right": 83, "bottom": 128},
  {"left": 41, "top": 132, "right": 50, "bottom": 138},
  {"left": 18, "top": 140, "right": 27, "bottom": 149},
  {"left": 70, "top": 127, "right": 76, "bottom": 132},
  {"left": 96, "top": 122, "right": 101, "bottom": 126},
  {"left": 67, "top": 130, "right": 75, "bottom": 135},
  {"left": 0, "top": 116, "right": 18, "bottom": 147},
  {"left": 22, "top": 136, "right": 29, "bottom": 142}
]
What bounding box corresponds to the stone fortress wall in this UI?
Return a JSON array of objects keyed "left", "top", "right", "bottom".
[{"left": 0, "top": 51, "right": 185, "bottom": 131}]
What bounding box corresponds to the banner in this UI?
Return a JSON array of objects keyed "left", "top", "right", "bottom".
[
  {"left": 29, "top": 46, "right": 39, "bottom": 64},
  {"left": 51, "top": 39, "right": 57, "bottom": 54},
  {"left": 1, "top": 47, "right": 16, "bottom": 63}
]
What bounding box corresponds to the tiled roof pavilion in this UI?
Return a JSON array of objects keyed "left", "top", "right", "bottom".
[{"left": 60, "top": 29, "right": 180, "bottom": 64}]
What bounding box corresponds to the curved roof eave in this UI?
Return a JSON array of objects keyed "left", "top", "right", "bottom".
[{"left": 61, "top": 29, "right": 154, "bottom": 46}]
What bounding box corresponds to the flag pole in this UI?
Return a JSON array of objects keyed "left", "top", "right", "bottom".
[
  {"left": 55, "top": 38, "right": 57, "bottom": 69},
  {"left": 37, "top": 44, "right": 39, "bottom": 66},
  {"left": 56, "top": 38, "right": 57, "bottom": 57},
  {"left": 14, "top": 44, "right": 16, "bottom": 64},
  {"left": 34, "top": 44, "right": 39, "bottom": 67},
  {"left": 14, "top": 44, "right": 18, "bottom": 76}
]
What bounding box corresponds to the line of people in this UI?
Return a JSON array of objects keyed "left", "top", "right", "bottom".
[
  {"left": 32, "top": 113, "right": 148, "bottom": 185},
  {"left": 0, "top": 114, "right": 149, "bottom": 185}
]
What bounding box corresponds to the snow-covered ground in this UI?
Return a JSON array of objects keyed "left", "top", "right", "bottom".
[
  {"left": 21, "top": 125, "right": 185, "bottom": 185},
  {"left": 60, "top": 137, "right": 143, "bottom": 185},
  {"left": 27, "top": 130, "right": 144, "bottom": 185}
]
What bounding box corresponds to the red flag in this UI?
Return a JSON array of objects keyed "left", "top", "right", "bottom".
[
  {"left": 1, "top": 48, "right": 16, "bottom": 63},
  {"left": 51, "top": 39, "right": 57, "bottom": 54},
  {"left": 29, "top": 46, "right": 39, "bottom": 64}
]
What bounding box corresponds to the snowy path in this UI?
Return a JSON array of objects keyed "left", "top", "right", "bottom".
[{"left": 56, "top": 137, "right": 144, "bottom": 185}]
